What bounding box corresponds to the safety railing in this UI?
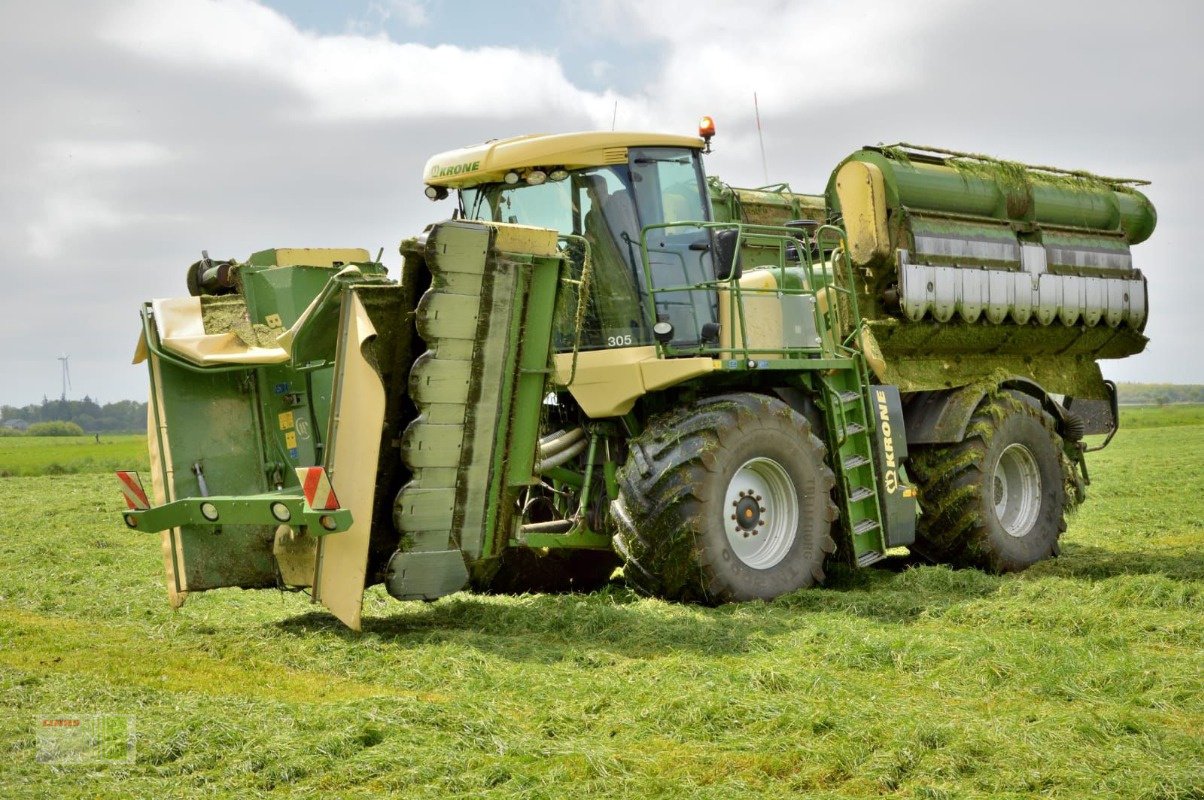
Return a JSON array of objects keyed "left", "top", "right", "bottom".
[
  {"left": 636, "top": 220, "right": 865, "bottom": 363},
  {"left": 553, "top": 233, "right": 595, "bottom": 388}
]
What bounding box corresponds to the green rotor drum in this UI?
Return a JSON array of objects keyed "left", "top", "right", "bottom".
[
  {"left": 825, "top": 147, "right": 1155, "bottom": 244},
  {"left": 823, "top": 146, "right": 1157, "bottom": 398}
]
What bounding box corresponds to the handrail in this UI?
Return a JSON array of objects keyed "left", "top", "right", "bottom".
[
  {"left": 554, "top": 234, "right": 594, "bottom": 387},
  {"left": 635, "top": 220, "right": 863, "bottom": 363}
]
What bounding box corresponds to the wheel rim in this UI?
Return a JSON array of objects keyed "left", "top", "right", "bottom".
[
  {"left": 724, "top": 457, "right": 799, "bottom": 569},
  {"left": 992, "top": 443, "right": 1042, "bottom": 537}
]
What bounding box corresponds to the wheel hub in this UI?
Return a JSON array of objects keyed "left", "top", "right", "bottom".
[
  {"left": 734, "top": 493, "right": 762, "bottom": 531},
  {"left": 724, "top": 457, "right": 799, "bottom": 569},
  {"left": 992, "top": 443, "right": 1042, "bottom": 538}
]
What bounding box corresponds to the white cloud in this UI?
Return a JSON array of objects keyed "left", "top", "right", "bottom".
[
  {"left": 23, "top": 140, "right": 178, "bottom": 259},
  {"left": 0, "top": 0, "right": 1200, "bottom": 404},
  {"left": 40, "top": 140, "right": 174, "bottom": 171},
  {"left": 27, "top": 193, "right": 144, "bottom": 260},
  {"left": 100, "top": 0, "right": 622, "bottom": 124},
  {"left": 568, "top": 0, "right": 953, "bottom": 127},
  {"left": 96, "top": 0, "right": 938, "bottom": 131}
]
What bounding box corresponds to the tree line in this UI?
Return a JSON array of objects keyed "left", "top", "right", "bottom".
[
  {"left": 1, "top": 397, "right": 147, "bottom": 433},
  {"left": 1115, "top": 383, "right": 1204, "bottom": 406}
]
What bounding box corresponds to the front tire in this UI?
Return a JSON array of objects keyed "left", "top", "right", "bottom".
[
  {"left": 613, "top": 393, "right": 838, "bottom": 603},
  {"left": 908, "top": 392, "right": 1067, "bottom": 572}
]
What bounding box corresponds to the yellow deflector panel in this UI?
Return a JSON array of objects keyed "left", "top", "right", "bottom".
[{"left": 313, "top": 293, "right": 386, "bottom": 630}]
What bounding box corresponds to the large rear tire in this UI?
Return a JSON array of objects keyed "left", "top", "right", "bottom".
[
  {"left": 908, "top": 392, "right": 1067, "bottom": 572},
  {"left": 613, "top": 393, "right": 838, "bottom": 603}
]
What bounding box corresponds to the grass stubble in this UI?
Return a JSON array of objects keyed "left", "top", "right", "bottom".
[{"left": 0, "top": 407, "right": 1200, "bottom": 798}]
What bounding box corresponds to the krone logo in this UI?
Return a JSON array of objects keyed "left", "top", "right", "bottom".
[
  {"left": 875, "top": 389, "right": 898, "bottom": 494},
  {"left": 428, "top": 160, "right": 481, "bottom": 179}
]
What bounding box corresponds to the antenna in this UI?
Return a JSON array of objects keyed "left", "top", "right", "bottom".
[
  {"left": 611, "top": 101, "right": 618, "bottom": 131},
  {"left": 754, "top": 92, "right": 769, "bottom": 185},
  {"left": 58, "top": 354, "right": 71, "bottom": 402}
]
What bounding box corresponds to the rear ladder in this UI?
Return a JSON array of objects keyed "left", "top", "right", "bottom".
[{"left": 821, "top": 364, "right": 888, "bottom": 566}]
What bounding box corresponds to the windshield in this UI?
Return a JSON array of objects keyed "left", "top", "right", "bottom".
[{"left": 461, "top": 146, "right": 715, "bottom": 351}]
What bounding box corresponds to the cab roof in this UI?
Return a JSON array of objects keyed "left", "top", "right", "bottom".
[{"left": 423, "top": 131, "right": 705, "bottom": 190}]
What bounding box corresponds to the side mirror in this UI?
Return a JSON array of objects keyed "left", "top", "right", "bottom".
[{"left": 713, "top": 228, "right": 742, "bottom": 281}]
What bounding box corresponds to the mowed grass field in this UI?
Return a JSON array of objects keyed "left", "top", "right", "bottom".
[
  {"left": 0, "top": 434, "right": 147, "bottom": 477},
  {"left": 0, "top": 408, "right": 1200, "bottom": 799}
]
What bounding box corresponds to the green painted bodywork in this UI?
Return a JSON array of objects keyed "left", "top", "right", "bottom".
[
  {"left": 392, "top": 222, "right": 564, "bottom": 590},
  {"left": 807, "top": 147, "right": 1156, "bottom": 395},
  {"left": 824, "top": 148, "right": 1156, "bottom": 243},
  {"left": 863, "top": 319, "right": 1117, "bottom": 397},
  {"left": 140, "top": 256, "right": 395, "bottom": 594},
  {"left": 123, "top": 495, "right": 352, "bottom": 534}
]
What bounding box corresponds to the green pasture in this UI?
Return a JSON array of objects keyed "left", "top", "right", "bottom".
[
  {"left": 0, "top": 434, "right": 148, "bottom": 478},
  {"left": 0, "top": 407, "right": 1199, "bottom": 798}
]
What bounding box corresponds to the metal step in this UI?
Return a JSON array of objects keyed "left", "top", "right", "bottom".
[
  {"left": 843, "top": 454, "right": 870, "bottom": 470},
  {"left": 838, "top": 390, "right": 861, "bottom": 405},
  {"left": 844, "top": 422, "right": 865, "bottom": 436},
  {"left": 853, "top": 518, "right": 879, "bottom": 536},
  {"left": 848, "top": 486, "right": 875, "bottom": 503},
  {"left": 857, "top": 550, "right": 885, "bottom": 567}
]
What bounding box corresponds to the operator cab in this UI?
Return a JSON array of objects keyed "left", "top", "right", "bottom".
[{"left": 423, "top": 132, "right": 719, "bottom": 352}]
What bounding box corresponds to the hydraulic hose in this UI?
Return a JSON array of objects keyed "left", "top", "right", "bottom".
[
  {"left": 534, "top": 437, "right": 588, "bottom": 473},
  {"left": 537, "top": 427, "right": 585, "bottom": 460}
]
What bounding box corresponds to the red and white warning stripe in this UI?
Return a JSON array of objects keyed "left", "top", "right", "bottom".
[
  {"left": 115, "top": 471, "right": 150, "bottom": 510},
  {"left": 295, "top": 466, "right": 340, "bottom": 510}
]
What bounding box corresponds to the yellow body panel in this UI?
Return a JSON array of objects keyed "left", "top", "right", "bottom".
[
  {"left": 271, "top": 248, "right": 370, "bottom": 267},
  {"left": 553, "top": 346, "right": 713, "bottom": 418},
  {"left": 312, "top": 293, "right": 387, "bottom": 631},
  {"left": 272, "top": 525, "right": 317, "bottom": 587},
  {"left": 858, "top": 326, "right": 889, "bottom": 381},
  {"left": 488, "top": 222, "right": 560, "bottom": 258},
  {"left": 151, "top": 297, "right": 290, "bottom": 366},
  {"left": 425, "top": 131, "right": 704, "bottom": 190},
  {"left": 718, "top": 270, "right": 785, "bottom": 359},
  {"left": 146, "top": 380, "right": 187, "bottom": 610},
  {"left": 834, "top": 161, "right": 890, "bottom": 266}
]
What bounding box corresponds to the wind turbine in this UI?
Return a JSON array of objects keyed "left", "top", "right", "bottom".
[{"left": 58, "top": 354, "right": 71, "bottom": 402}]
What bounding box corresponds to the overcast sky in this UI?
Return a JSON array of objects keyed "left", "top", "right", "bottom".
[{"left": 2, "top": 0, "right": 1201, "bottom": 405}]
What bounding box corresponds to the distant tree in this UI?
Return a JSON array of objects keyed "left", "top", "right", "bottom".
[{"left": 28, "top": 420, "right": 85, "bottom": 436}]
